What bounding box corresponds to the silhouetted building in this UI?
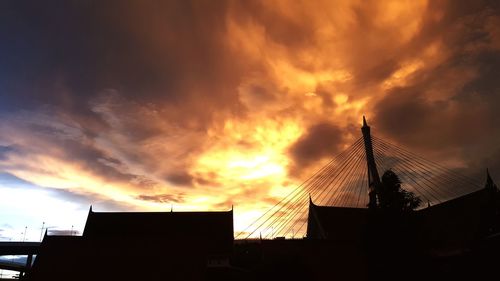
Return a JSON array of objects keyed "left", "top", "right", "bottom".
[
  {"left": 307, "top": 198, "right": 369, "bottom": 241},
  {"left": 307, "top": 184, "right": 499, "bottom": 248},
  {"left": 27, "top": 208, "right": 233, "bottom": 281}
]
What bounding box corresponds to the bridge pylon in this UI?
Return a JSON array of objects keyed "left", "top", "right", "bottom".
[{"left": 361, "top": 116, "right": 381, "bottom": 209}]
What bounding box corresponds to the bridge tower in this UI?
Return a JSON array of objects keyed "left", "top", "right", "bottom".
[{"left": 361, "top": 116, "right": 381, "bottom": 209}]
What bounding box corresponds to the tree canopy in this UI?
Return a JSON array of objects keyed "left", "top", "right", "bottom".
[{"left": 378, "top": 170, "right": 421, "bottom": 212}]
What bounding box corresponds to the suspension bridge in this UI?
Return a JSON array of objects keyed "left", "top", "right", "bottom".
[
  {"left": 237, "top": 117, "right": 488, "bottom": 240},
  {"left": 21, "top": 117, "right": 500, "bottom": 281}
]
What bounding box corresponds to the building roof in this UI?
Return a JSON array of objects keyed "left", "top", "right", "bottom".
[
  {"left": 29, "top": 209, "right": 235, "bottom": 280},
  {"left": 415, "top": 186, "right": 493, "bottom": 251},
  {"left": 84, "top": 207, "right": 233, "bottom": 237},
  {"left": 28, "top": 235, "right": 85, "bottom": 280},
  {"left": 307, "top": 198, "right": 369, "bottom": 240},
  {"left": 306, "top": 186, "right": 498, "bottom": 252},
  {"left": 82, "top": 207, "right": 234, "bottom": 253}
]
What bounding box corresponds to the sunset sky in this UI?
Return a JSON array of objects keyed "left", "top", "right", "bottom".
[{"left": 1, "top": 0, "right": 500, "bottom": 241}]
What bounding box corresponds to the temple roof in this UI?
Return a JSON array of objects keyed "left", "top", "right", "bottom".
[
  {"left": 307, "top": 199, "right": 369, "bottom": 240},
  {"left": 306, "top": 186, "right": 497, "bottom": 252},
  {"left": 83, "top": 208, "right": 233, "bottom": 242}
]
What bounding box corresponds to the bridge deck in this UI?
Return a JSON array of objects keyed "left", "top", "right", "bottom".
[{"left": 0, "top": 242, "right": 40, "bottom": 255}]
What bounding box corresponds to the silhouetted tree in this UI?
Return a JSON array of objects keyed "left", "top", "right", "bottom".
[
  {"left": 378, "top": 170, "right": 421, "bottom": 212},
  {"left": 367, "top": 170, "right": 422, "bottom": 281}
]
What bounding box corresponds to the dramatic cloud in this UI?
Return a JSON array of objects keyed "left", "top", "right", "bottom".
[
  {"left": 289, "top": 122, "right": 346, "bottom": 174},
  {"left": 0, "top": 0, "right": 499, "bottom": 236},
  {"left": 137, "top": 193, "right": 185, "bottom": 204}
]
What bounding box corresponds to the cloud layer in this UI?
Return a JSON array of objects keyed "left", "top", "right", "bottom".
[{"left": 1, "top": 0, "right": 500, "bottom": 233}]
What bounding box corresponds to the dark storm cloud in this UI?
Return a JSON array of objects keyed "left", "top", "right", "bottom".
[
  {"left": 328, "top": 0, "right": 500, "bottom": 98},
  {"left": 0, "top": 0, "right": 259, "bottom": 197},
  {"left": 164, "top": 172, "right": 194, "bottom": 187},
  {"left": 372, "top": 0, "right": 500, "bottom": 179},
  {"left": 0, "top": 145, "right": 15, "bottom": 160},
  {"left": 0, "top": 109, "right": 156, "bottom": 188},
  {"left": 136, "top": 193, "right": 184, "bottom": 204},
  {"left": 289, "top": 122, "right": 345, "bottom": 170},
  {"left": 229, "top": 1, "right": 317, "bottom": 50},
  {"left": 0, "top": 0, "right": 243, "bottom": 125},
  {"left": 374, "top": 82, "right": 494, "bottom": 150},
  {"left": 59, "top": 139, "right": 138, "bottom": 183},
  {"left": 48, "top": 229, "right": 80, "bottom": 236}
]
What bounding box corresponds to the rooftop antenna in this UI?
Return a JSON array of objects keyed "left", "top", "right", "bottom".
[
  {"left": 39, "top": 222, "right": 45, "bottom": 242},
  {"left": 42, "top": 228, "right": 48, "bottom": 240},
  {"left": 22, "top": 226, "right": 27, "bottom": 242}
]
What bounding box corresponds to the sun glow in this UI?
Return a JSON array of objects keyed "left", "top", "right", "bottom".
[{"left": 195, "top": 118, "right": 302, "bottom": 184}]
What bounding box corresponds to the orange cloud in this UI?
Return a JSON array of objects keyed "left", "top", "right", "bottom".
[{"left": 1, "top": 0, "right": 500, "bottom": 235}]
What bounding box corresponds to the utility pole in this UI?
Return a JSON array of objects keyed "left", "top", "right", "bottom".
[{"left": 361, "top": 116, "right": 382, "bottom": 209}]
